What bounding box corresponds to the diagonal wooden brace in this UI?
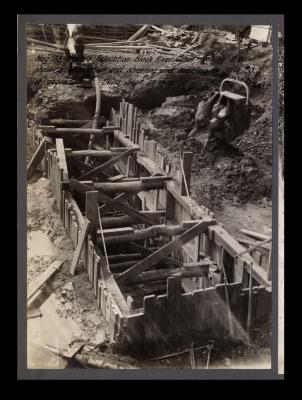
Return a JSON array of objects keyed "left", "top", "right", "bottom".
[
  {"left": 116, "top": 218, "right": 214, "bottom": 285},
  {"left": 27, "top": 136, "right": 52, "bottom": 179},
  {"left": 70, "top": 218, "right": 90, "bottom": 275}
]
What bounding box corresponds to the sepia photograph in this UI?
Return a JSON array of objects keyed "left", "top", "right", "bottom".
[{"left": 18, "top": 15, "right": 284, "bottom": 379}]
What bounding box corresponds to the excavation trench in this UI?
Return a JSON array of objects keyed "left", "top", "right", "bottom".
[{"left": 26, "top": 43, "right": 272, "bottom": 364}]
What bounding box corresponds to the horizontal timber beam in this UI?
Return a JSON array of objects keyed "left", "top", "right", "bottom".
[{"left": 39, "top": 127, "right": 119, "bottom": 135}]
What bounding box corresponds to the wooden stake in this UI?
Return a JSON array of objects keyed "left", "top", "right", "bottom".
[{"left": 247, "top": 262, "right": 253, "bottom": 344}]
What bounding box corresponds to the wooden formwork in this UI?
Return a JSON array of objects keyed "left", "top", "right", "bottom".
[{"left": 28, "top": 97, "right": 272, "bottom": 354}]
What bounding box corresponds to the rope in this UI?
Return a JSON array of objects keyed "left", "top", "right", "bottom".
[
  {"left": 97, "top": 205, "right": 110, "bottom": 269},
  {"left": 179, "top": 152, "right": 193, "bottom": 217}
]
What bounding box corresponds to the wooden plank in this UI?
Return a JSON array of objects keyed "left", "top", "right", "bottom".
[
  {"left": 166, "top": 181, "right": 212, "bottom": 221},
  {"left": 127, "top": 103, "right": 133, "bottom": 141},
  {"left": 71, "top": 216, "right": 78, "bottom": 247},
  {"left": 165, "top": 191, "right": 175, "bottom": 220},
  {"left": 167, "top": 274, "right": 182, "bottom": 336},
  {"left": 93, "top": 256, "right": 100, "bottom": 296},
  {"left": 27, "top": 260, "right": 64, "bottom": 302},
  {"left": 88, "top": 239, "right": 94, "bottom": 283},
  {"left": 138, "top": 128, "right": 145, "bottom": 151},
  {"left": 123, "top": 102, "right": 128, "bottom": 136},
  {"left": 85, "top": 191, "right": 99, "bottom": 241},
  {"left": 64, "top": 199, "right": 69, "bottom": 229},
  {"left": 94, "top": 244, "right": 128, "bottom": 315},
  {"left": 116, "top": 219, "right": 213, "bottom": 285},
  {"left": 79, "top": 147, "right": 138, "bottom": 180},
  {"left": 181, "top": 152, "right": 193, "bottom": 196},
  {"left": 143, "top": 295, "right": 157, "bottom": 345},
  {"left": 64, "top": 190, "right": 85, "bottom": 227},
  {"left": 133, "top": 109, "right": 138, "bottom": 144},
  {"left": 149, "top": 140, "right": 157, "bottom": 162},
  {"left": 237, "top": 238, "right": 271, "bottom": 252},
  {"left": 239, "top": 229, "right": 271, "bottom": 241},
  {"left": 208, "top": 225, "right": 270, "bottom": 287},
  {"left": 70, "top": 218, "right": 90, "bottom": 275},
  {"left": 128, "top": 24, "right": 150, "bottom": 41},
  {"left": 43, "top": 140, "right": 49, "bottom": 175},
  {"left": 55, "top": 138, "right": 69, "bottom": 181},
  {"left": 27, "top": 136, "right": 52, "bottom": 179}
]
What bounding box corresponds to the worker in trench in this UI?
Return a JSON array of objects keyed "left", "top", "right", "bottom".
[
  {"left": 73, "top": 33, "right": 85, "bottom": 63},
  {"left": 64, "top": 26, "right": 87, "bottom": 78},
  {"left": 186, "top": 90, "right": 231, "bottom": 159},
  {"left": 187, "top": 91, "right": 220, "bottom": 140}
]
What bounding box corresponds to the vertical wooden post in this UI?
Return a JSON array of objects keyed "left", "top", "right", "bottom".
[
  {"left": 165, "top": 191, "right": 175, "bottom": 220},
  {"left": 143, "top": 295, "right": 156, "bottom": 343},
  {"left": 247, "top": 262, "right": 253, "bottom": 344},
  {"left": 181, "top": 152, "right": 193, "bottom": 196},
  {"left": 126, "top": 155, "right": 131, "bottom": 177},
  {"left": 167, "top": 273, "right": 182, "bottom": 337},
  {"left": 267, "top": 245, "right": 272, "bottom": 281},
  {"left": 105, "top": 120, "right": 110, "bottom": 150},
  {"left": 43, "top": 140, "right": 49, "bottom": 177},
  {"left": 85, "top": 191, "right": 99, "bottom": 242}
]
